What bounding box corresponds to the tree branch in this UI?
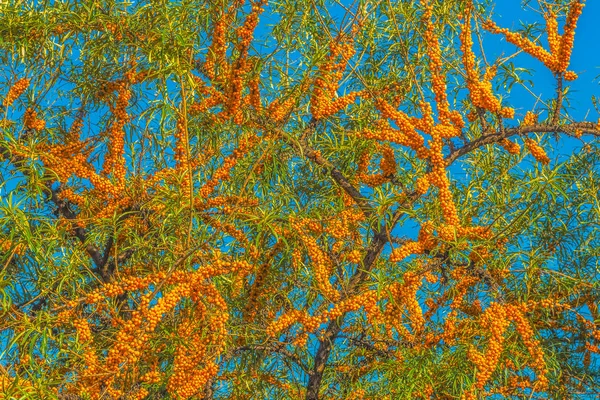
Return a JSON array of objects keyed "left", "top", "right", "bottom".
[
  {"left": 265, "top": 120, "right": 373, "bottom": 216},
  {"left": 50, "top": 185, "right": 110, "bottom": 280},
  {"left": 445, "top": 122, "right": 600, "bottom": 165},
  {"left": 305, "top": 193, "right": 419, "bottom": 400},
  {"left": 552, "top": 74, "right": 564, "bottom": 125}
]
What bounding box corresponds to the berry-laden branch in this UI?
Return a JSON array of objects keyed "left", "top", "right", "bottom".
[{"left": 446, "top": 122, "right": 600, "bottom": 165}]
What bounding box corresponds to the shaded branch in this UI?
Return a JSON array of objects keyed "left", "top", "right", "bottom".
[
  {"left": 265, "top": 119, "right": 373, "bottom": 216},
  {"left": 446, "top": 122, "right": 599, "bottom": 165},
  {"left": 306, "top": 192, "right": 420, "bottom": 400},
  {"left": 49, "top": 185, "right": 109, "bottom": 280}
]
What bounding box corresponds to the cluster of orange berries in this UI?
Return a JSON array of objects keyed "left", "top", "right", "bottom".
[
  {"left": 357, "top": 144, "right": 397, "bottom": 187},
  {"left": 23, "top": 108, "right": 46, "bottom": 130},
  {"left": 379, "top": 144, "right": 397, "bottom": 177},
  {"left": 373, "top": 99, "right": 425, "bottom": 152},
  {"left": 226, "top": 61, "right": 249, "bottom": 124},
  {"left": 468, "top": 302, "right": 511, "bottom": 389},
  {"left": 324, "top": 208, "right": 364, "bottom": 253},
  {"left": 439, "top": 310, "right": 458, "bottom": 345},
  {"left": 460, "top": 225, "right": 494, "bottom": 241},
  {"left": 73, "top": 318, "right": 92, "bottom": 343},
  {"left": 419, "top": 118, "right": 463, "bottom": 231},
  {"left": 55, "top": 308, "right": 75, "bottom": 325},
  {"left": 342, "top": 248, "right": 362, "bottom": 264},
  {"left": 79, "top": 269, "right": 233, "bottom": 399},
  {"left": 173, "top": 113, "right": 189, "bottom": 169},
  {"left": 585, "top": 342, "right": 600, "bottom": 354},
  {"left": 410, "top": 101, "right": 434, "bottom": 134},
  {"left": 556, "top": 1, "right": 585, "bottom": 74},
  {"left": 525, "top": 138, "right": 550, "bottom": 165},
  {"left": 483, "top": 21, "right": 555, "bottom": 71},
  {"left": 468, "top": 302, "right": 549, "bottom": 390},
  {"left": 522, "top": 111, "right": 538, "bottom": 126},
  {"left": 460, "top": 7, "right": 514, "bottom": 119},
  {"left": 267, "top": 94, "right": 297, "bottom": 123},
  {"left": 508, "top": 305, "right": 548, "bottom": 388},
  {"left": 390, "top": 223, "right": 435, "bottom": 262},
  {"left": 85, "top": 275, "right": 152, "bottom": 303},
  {"left": 545, "top": 11, "right": 560, "bottom": 57},
  {"left": 390, "top": 241, "right": 425, "bottom": 262},
  {"left": 102, "top": 83, "right": 131, "bottom": 191},
  {"left": 146, "top": 287, "right": 186, "bottom": 333},
  {"left": 106, "top": 310, "right": 147, "bottom": 369},
  {"left": 564, "top": 70, "right": 578, "bottom": 81},
  {"left": 292, "top": 219, "right": 340, "bottom": 302},
  {"left": 324, "top": 291, "right": 380, "bottom": 323},
  {"left": 78, "top": 348, "right": 101, "bottom": 399},
  {"left": 484, "top": 0, "right": 584, "bottom": 79},
  {"left": 420, "top": 0, "right": 452, "bottom": 122},
  {"left": 398, "top": 272, "right": 426, "bottom": 333},
  {"left": 193, "top": 258, "right": 254, "bottom": 280},
  {"left": 236, "top": 4, "right": 262, "bottom": 53},
  {"left": 310, "top": 37, "right": 360, "bottom": 120},
  {"left": 268, "top": 291, "right": 382, "bottom": 345},
  {"left": 500, "top": 138, "right": 521, "bottom": 155},
  {"left": 199, "top": 134, "right": 258, "bottom": 198},
  {"left": 438, "top": 188, "right": 460, "bottom": 229},
  {"left": 0, "top": 239, "right": 25, "bottom": 256},
  {"left": 381, "top": 294, "right": 413, "bottom": 342},
  {"left": 248, "top": 76, "right": 261, "bottom": 112},
  {"left": 258, "top": 76, "right": 300, "bottom": 122},
  {"left": 415, "top": 176, "right": 430, "bottom": 195},
  {"left": 57, "top": 188, "right": 84, "bottom": 210},
  {"left": 128, "top": 388, "right": 149, "bottom": 400},
  {"left": 204, "top": 17, "right": 227, "bottom": 81},
  {"left": 3, "top": 78, "right": 29, "bottom": 107},
  {"left": 189, "top": 90, "right": 224, "bottom": 117},
  {"left": 222, "top": 5, "right": 263, "bottom": 124},
  {"left": 169, "top": 356, "right": 218, "bottom": 399},
  {"left": 448, "top": 267, "right": 478, "bottom": 311},
  {"left": 40, "top": 151, "right": 117, "bottom": 197},
  {"left": 167, "top": 306, "right": 225, "bottom": 398},
  {"left": 141, "top": 369, "right": 162, "bottom": 384},
  {"left": 266, "top": 309, "right": 311, "bottom": 338},
  {"left": 356, "top": 148, "right": 384, "bottom": 187}
]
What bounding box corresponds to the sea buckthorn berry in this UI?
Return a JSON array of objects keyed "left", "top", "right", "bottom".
[
  {"left": 525, "top": 138, "right": 550, "bottom": 165},
  {"left": 3, "top": 78, "right": 30, "bottom": 107},
  {"left": 23, "top": 108, "right": 46, "bottom": 130},
  {"left": 522, "top": 111, "right": 538, "bottom": 126},
  {"left": 500, "top": 107, "right": 514, "bottom": 119},
  {"left": 484, "top": 1, "right": 584, "bottom": 74},
  {"left": 500, "top": 138, "right": 521, "bottom": 155},
  {"left": 415, "top": 176, "right": 430, "bottom": 195},
  {"left": 564, "top": 71, "right": 578, "bottom": 81},
  {"left": 310, "top": 36, "right": 360, "bottom": 120}
]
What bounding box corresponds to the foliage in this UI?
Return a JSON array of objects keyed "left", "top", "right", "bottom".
[{"left": 0, "top": 0, "right": 598, "bottom": 399}]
